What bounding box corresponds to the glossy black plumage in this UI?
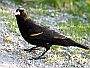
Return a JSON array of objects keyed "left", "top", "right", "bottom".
[{"left": 15, "top": 8, "right": 89, "bottom": 59}]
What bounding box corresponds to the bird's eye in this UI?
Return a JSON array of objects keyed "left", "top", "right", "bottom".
[{"left": 16, "top": 9, "right": 19, "bottom": 12}]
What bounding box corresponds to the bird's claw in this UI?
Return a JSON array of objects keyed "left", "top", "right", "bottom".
[
  {"left": 23, "top": 49, "right": 32, "bottom": 52},
  {"left": 24, "top": 48, "right": 39, "bottom": 52},
  {"left": 29, "top": 56, "right": 46, "bottom": 60}
]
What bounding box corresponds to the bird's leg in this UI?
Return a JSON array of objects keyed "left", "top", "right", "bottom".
[
  {"left": 24, "top": 46, "right": 38, "bottom": 52},
  {"left": 32, "top": 47, "right": 50, "bottom": 60}
]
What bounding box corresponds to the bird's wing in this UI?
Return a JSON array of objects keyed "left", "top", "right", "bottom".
[
  {"left": 26, "top": 19, "right": 48, "bottom": 36},
  {"left": 26, "top": 19, "right": 67, "bottom": 39},
  {"left": 44, "top": 29, "right": 67, "bottom": 39}
]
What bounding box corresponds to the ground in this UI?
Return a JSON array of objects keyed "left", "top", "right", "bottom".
[{"left": 0, "top": 0, "right": 90, "bottom": 68}]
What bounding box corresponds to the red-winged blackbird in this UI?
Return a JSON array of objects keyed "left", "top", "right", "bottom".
[{"left": 15, "top": 8, "right": 89, "bottom": 59}]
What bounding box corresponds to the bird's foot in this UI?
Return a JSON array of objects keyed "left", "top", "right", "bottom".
[
  {"left": 29, "top": 56, "right": 46, "bottom": 60},
  {"left": 24, "top": 48, "right": 38, "bottom": 52},
  {"left": 23, "top": 49, "right": 32, "bottom": 52}
]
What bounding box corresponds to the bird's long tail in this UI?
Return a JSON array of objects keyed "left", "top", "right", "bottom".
[{"left": 53, "top": 38, "right": 89, "bottom": 49}]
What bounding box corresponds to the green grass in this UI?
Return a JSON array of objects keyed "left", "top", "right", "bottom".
[
  {"left": 10, "top": 0, "right": 22, "bottom": 5},
  {"left": 59, "top": 21, "right": 90, "bottom": 42},
  {"left": 0, "top": 7, "right": 18, "bottom": 33}
]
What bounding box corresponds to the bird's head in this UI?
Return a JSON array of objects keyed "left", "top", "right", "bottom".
[{"left": 15, "top": 7, "right": 27, "bottom": 20}]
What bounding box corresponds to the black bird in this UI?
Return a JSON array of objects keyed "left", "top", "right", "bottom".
[{"left": 15, "top": 8, "right": 89, "bottom": 59}]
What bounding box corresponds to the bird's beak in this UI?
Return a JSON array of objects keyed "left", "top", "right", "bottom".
[{"left": 15, "top": 11, "right": 20, "bottom": 15}]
